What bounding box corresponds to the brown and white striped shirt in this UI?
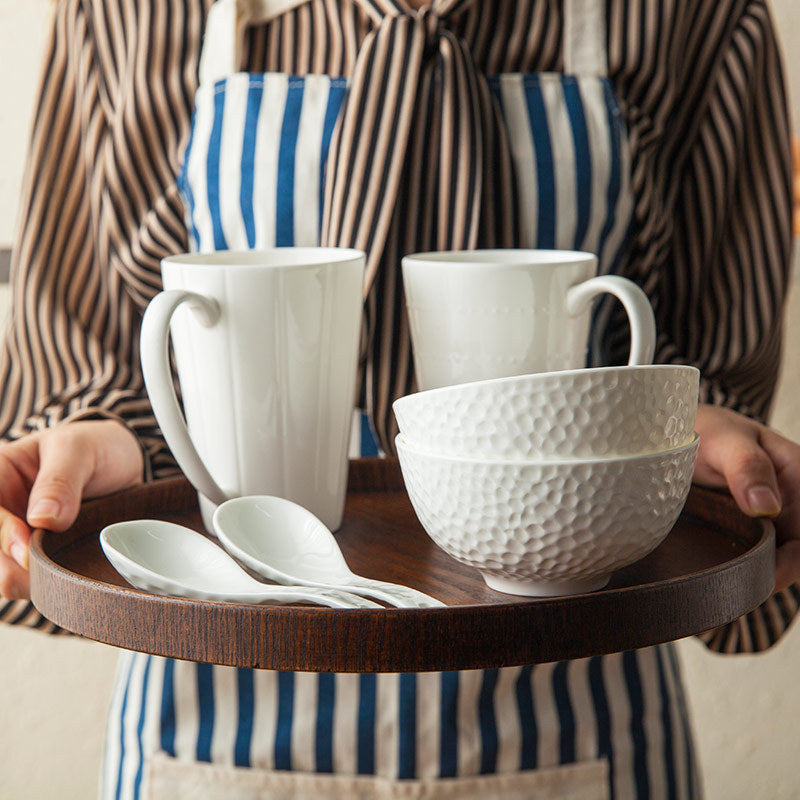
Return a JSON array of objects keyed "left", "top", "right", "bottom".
[{"left": 0, "top": 0, "right": 795, "bottom": 649}]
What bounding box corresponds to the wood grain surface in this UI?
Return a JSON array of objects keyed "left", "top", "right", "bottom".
[{"left": 29, "top": 459, "right": 775, "bottom": 671}]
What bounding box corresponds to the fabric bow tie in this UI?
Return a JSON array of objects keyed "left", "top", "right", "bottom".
[
  {"left": 321, "top": 0, "right": 519, "bottom": 450},
  {"left": 321, "top": 0, "right": 519, "bottom": 289}
]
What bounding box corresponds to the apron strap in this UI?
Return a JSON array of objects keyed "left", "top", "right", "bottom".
[
  {"left": 563, "top": 0, "right": 608, "bottom": 77},
  {"left": 199, "top": 0, "right": 311, "bottom": 84}
]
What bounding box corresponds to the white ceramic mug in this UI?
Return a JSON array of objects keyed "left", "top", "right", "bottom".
[
  {"left": 141, "top": 248, "right": 365, "bottom": 532},
  {"left": 401, "top": 250, "right": 656, "bottom": 390}
]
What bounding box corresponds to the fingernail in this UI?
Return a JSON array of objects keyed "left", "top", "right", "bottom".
[
  {"left": 10, "top": 542, "right": 27, "bottom": 569},
  {"left": 746, "top": 486, "right": 781, "bottom": 516},
  {"left": 28, "top": 498, "right": 61, "bottom": 522}
]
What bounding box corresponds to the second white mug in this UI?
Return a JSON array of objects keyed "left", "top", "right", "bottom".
[{"left": 401, "top": 249, "right": 656, "bottom": 390}]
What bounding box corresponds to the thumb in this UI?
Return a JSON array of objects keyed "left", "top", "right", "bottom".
[
  {"left": 26, "top": 432, "right": 95, "bottom": 532},
  {"left": 696, "top": 429, "right": 782, "bottom": 519}
]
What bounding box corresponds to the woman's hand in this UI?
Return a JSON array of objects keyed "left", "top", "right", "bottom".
[
  {"left": 694, "top": 404, "right": 800, "bottom": 592},
  {"left": 0, "top": 420, "right": 143, "bottom": 600}
]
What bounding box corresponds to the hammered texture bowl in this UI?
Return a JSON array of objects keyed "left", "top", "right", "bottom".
[
  {"left": 393, "top": 365, "right": 699, "bottom": 460},
  {"left": 396, "top": 433, "right": 699, "bottom": 596}
]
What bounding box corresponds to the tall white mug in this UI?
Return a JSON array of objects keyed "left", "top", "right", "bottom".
[
  {"left": 401, "top": 250, "right": 656, "bottom": 390},
  {"left": 141, "top": 248, "right": 365, "bottom": 532}
]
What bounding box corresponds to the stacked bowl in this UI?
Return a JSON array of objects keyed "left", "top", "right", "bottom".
[{"left": 393, "top": 365, "right": 701, "bottom": 597}]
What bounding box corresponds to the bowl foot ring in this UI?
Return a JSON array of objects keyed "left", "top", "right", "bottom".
[{"left": 482, "top": 572, "right": 610, "bottom": 597}]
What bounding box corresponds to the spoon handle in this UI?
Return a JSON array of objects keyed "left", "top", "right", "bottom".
[
  {"left": 256, "top": 587, "right": 382, "bottom": 609},
  {"left": 342, "top": 578, "right": 445, "bottom": 608}
]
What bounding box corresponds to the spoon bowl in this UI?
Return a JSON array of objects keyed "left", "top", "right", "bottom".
[
  {"left": 213, "top": 496, "right": 444, "bottom": 608},
  {"left": 100, "top": 519, "right": 381, "bottom": 608}
]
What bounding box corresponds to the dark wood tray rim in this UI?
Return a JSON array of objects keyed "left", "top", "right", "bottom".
[{"left": 29, "top": 461, "right": 775, "bottom": 671}]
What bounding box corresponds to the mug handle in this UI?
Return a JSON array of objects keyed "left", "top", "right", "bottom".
[
  {"left": 565, "top": 275, "right": 656, "bottom": 365},
  {"left": 140, "top": 290, "right": 230, "bottom": 506}
]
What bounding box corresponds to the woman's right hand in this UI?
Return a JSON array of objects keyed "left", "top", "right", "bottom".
[{"left": 0, "top": 420, "right": 144, "bottom": 600}]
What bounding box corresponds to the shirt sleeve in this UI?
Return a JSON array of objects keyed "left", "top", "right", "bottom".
[
  {"left": 697, "top": 584, "right": 800, "bottom": 653},
  {"left": 659, "top": 1, "right": 796, "bottom": 653},
  {"left": 0, "top": 0, "right": 207, "bottom": 630},
  {"left": 654, "top": 0, "right": 793, "bottom": 422}
]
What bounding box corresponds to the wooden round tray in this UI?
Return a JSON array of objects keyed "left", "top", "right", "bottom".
[{"left": 29, "top": 459, "right": 774, "bottom": 672}]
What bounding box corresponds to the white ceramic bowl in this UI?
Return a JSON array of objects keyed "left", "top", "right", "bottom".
[
  {"left": 393, "top": 364, "right": 699, "bottom": 460},
  {"left": 396, "top": 433, "right": 699, "bottom": 597}
]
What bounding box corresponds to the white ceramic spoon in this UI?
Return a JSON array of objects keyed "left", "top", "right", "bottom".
[
  {"left": 212, "top": 496, "right": 445, "bottom": 608},
  {"left": 100, "top": 519, "right": 381, "bottom": 609}
]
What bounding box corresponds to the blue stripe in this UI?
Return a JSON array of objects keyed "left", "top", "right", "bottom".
[
  {"left": 159, "top": 658, "right": 176, "bottom": 757},
  {"left": 655, "top": 648, "right": 678, "bottom": 799},
  {"left": 523, "top": 77, "right": 556, "bottom": 249},
  {"left": 357, "top": 673, "right": 376, "bottom": 774},
  {"left": 552, "top": 662, "right": 575, "bottom": 764},
  {"left": 588, "top": 657, "right": 613, "bottom": 796},
  {"left": 398, "top": 673, "right": 417, "bottom": 778},
  {"left": 316, "top": 673, "right": 335, "bottom": 773},
  {"left": 516, "top": 665, "right": 537, "bottom": 770},
  {"left": 182, "top": 180, "right": 201, "bottom": 252},
  {"left": 275, "top": 671, "right": 295, "bottom": 770},
  {"left": 235, "top": 669, "right": 255, "bottom": 768},
  {"left": 177, "top": 111, "right": 201, "bottom": 250},
  {"left": 623, "top": 651, "right": 650, "bottom": 798},
  {"left": 196, "top": 664, "right": 215, "bottom": 762},
  {"left": 479, "top": 669, "right": 499, "bottom": 774},
  {"left": 360, "top": 412, "right": 379, "bottom": 457},
  {"left": 440, "top": 671, "right": 460, "bottom": 777},
  {"left": 563, "top": 78, "right": 592, "bottom": 250},
  {"left": 114, "top": 656, "right": 137, "bottom": 800},
  {"left": 240, "top": 82, "right": 264, "bottom": 249},
  {"left": 276, "top": 82, "right": 304, "bottom": 246},
  {"left": 132, "top": 657, "right": 153, "bottom": 797},
  {"left": 207, "top": 84, "right": 228, "bottom": 251},
  {"left": 588, "top": 79, "right": 628, "bottom": 366},
  {"left": 597, "top": 78, "right": 623, "bottom": 267},
  {"left": 319, "top": 80, "right": 348, "bottom": 233},
  {"left": 606, "top": 81, "right": 635, "bottom": 274}
]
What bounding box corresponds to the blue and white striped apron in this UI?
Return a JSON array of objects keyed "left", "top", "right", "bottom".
[{"left": 101, "top": 1, "right": 700, "bottom": 797}]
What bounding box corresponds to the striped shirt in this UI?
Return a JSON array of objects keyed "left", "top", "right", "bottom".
[
  {"left": 0, "top": 1, "right": 796, "bottom": 797},
  {"left": 0, "top": 0, "right": 793, "bottom": 452}
]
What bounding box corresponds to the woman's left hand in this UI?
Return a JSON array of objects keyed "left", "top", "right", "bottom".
[{"left": 693, "top": 404, "right": 800, "bottom": 592}]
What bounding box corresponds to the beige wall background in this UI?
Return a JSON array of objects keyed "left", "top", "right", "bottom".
[{"left": 0, "top": 1, "right": 798, "bottom": 798}]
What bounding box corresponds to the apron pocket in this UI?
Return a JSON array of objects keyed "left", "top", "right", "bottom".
[{"left": 144, "top": 751, "right": 609, "bottom": 800}]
